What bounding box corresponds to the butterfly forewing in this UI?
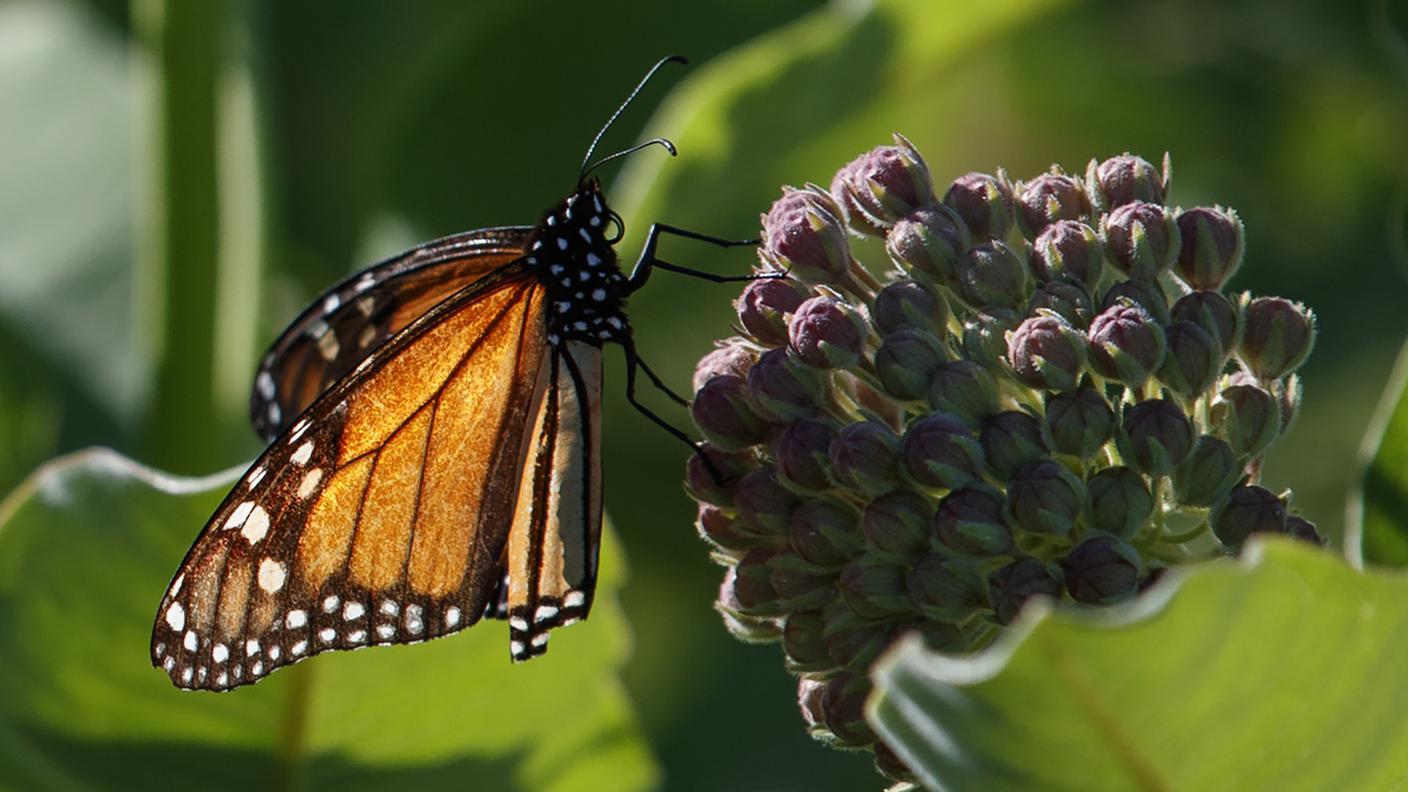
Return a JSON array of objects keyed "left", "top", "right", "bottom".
[
  {"left": 251, "top": 227, "right": 532, "bottom": 441},
  {"left": 504, "top": 342, "right": 603, "bottom": 660},
  {"left": 154, "top": 264, "right": 550, "bottom": 691}
]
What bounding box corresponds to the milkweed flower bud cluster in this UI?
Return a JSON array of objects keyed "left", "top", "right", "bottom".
[{"left": 684, "top": 137, "right": 1321, "bottom": 783}]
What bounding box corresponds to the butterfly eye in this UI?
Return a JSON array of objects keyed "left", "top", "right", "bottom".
[{"left": 606, "top": 211, "right": 625, "bottom": 244}]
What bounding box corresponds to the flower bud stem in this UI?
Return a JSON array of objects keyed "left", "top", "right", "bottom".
[{"left": 1158, "top": 521, "right": 1210, "bottom": 545}]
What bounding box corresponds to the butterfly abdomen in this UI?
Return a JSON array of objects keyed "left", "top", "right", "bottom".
[{"left": 526, "top": 179, "right": 631, "bottom": 348}]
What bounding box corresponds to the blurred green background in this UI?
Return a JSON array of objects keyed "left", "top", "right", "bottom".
[{"left": 2, "top": 0, "right": 1405, "bottom": 788}]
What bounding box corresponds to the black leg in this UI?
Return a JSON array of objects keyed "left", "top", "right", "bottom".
[
  {"left": 627, "top": 222, "right": 776, "bottom": 291},
  {"left": 622, "top": 337, "right": 724, "bottom": 482},
  {"left": 635, "top": 354, "right": 690, "bottom": 407}
]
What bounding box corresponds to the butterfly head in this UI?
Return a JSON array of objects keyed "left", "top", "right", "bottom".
[{"left": 527, "top": 179, "right": 631, "bottom": 348}]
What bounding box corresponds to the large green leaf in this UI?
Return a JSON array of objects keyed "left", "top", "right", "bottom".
[
  {"left": 0, "top": 449, "right": 656, "bottom": 791},
  {"left": 868, "top": 538, "right": 1408, "bottom": 791}
]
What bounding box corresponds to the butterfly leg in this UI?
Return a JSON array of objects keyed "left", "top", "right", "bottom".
[
  {"left": 627, "top": 223, "right": 781, "bottom": 291},
  {"left": 620, "top": 336, "right": 725, "bottom": 482},
  {"left": 634, "top": 356, "right": 689, "bottom": 407}
]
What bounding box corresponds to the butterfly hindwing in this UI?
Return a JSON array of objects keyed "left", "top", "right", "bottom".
[
  {"left": 154, "top": 263, "right": 550, "bottom": 690},
  {"left": 505, "top": 341, "right": 604, "bottom": 660},
  {"left": 251, "top": 227, "right": 532, "bottom": 441}
]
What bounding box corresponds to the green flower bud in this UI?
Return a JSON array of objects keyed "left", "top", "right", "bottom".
[
  {"left": 935, "top": 483, "right": 1014, "bottom": 555},
  {"left": 696, "top": 503, "right": 755, "bottom": 555},
  {"left": 1209, "top": 384, "right": 1281, "bottom": 458},
  {"left": 1175, "top": 205, "right": 1244, "bottom": 290},
  {"left": 772, "top": 419, "right": 837, "bottom": 492},
  {"left": 1017, "top": 170, "right": 1093, "bottom": 238},
  {"left": 1028, "top": 279, "right": 1097, "bottom": 330},
  {"left": 1211, "top": 484, "right": 1287, "bottom": 549},
  {"left": 691, "top": 374, "right": 768, "bottom": 450},
  {"left": 730, "top": 549, "right": 786, "bottom": 617},
  {"left": 771, "top": 550, "right": 839, "bottom": 611},
  {"left": 761, "top": 186, "right": 852, "bottom": 284},
  {"left": 955, "top": 239, "right": 1031, "bottom": 310},
  {"left": 902, "top": 413, "right": 986, "bottom": 489},
  {"left": 1030, "top": 220, "right": 1105, "bottom": 294},
  {"left": 829, "top": 421, "right": 904, "bottom": 497},
  {"left": 1087, "top": 153, "right": 1169, "bottom": 211},
  {"left": 733, "top": 466, "right": 799, "bottom": 539},
  {"left": 1237, "top": 296, "right": 1316, "bottom": 381},
  {"left": 954, "top": 317, "right": 1012, "bottom": 382},
  {"left": 927, "top": 359, "right": 1002, "bottom": 427},
  {"left": 874, "top": 741, "right": 917, "bottom": 785},
  {"left": 1117, "top": 398, "right": 1196, "bottom": 476},
  {"left": 789, "top": 296, "right": 868, "bottom": 370},
  {"left": 692, "top": 339, "right": 758, "bottom": 391},
  {"left": 1088, "top": 302, "right": 1167, "bottom": 388},
  {"left": 907, "top": 553, "right": 988, "bottom": 620},
  {"left": 1084, "top": 466, "right": 1153, "bottom": 539},
  {"left": 781, "top": 610, "right": 833, "bottom": 674},
  {"left": 797, "top": 677, "right": 829, "bottom": 738},
  {"left": 788, "top": 500, "right": 864, "bottom": 568},
  {"left": 1172, "top": 435, "right": 1243, "bottom": 507},
  {"left": 838, "top": 556, "right": 911, "bottom": 619},
  {"left": 872, "top": 278, "right": 949, "bottom": 336},
  {"left": 1061, "top": 536, "right": 1143, "bottom": 605},
  {"left": 1006, "top": 312, "right": 1088, "bottom": 393},
  {"left": 943, "top": 171, "right": 1016, "bottom": 240},
  {"left": 736, "top": 278, "right": 810, "bottom": 347},
  {"left": 988, "top": 557, "right": 1063, "bottom": 624},
  {"left": 862, "top": 490, "right": 935, "bottom": 561},
  {"left": 819, "top": 672, "right": 876, "bottom": 747},
  {"left": 1285, "top": 514, "right": 1325, "bottom": 546},
  {"left": 910, "top": 618, "right": 967, "bottom": 651},
  {"left": 1102, "top": 201, "right": 1181, "bottom": 281},
  {"left": 1005, "top": 459, "right": 1086, "bottom": 536},
  {"left": 684, "top": 444, "right": 755, "bottom": 507},
  {"left": 1171, "top": 290, "right": 1242, "bottom": 359},
  {"left": 875, "top": 328, "right": 950, "bottom": 401},
  {"left": 822, "top": 600, "right": 897, "bottom": 671},
  {"left": 1101, "top": 277, "right": 1171, "bottom": 325},
  {"left": 830, "top": 134, "right": 935, "bottom": 228},
  {"left": 886, "top": 204, "right": 971, "bottom": 286},
  {"left": 1157, "top": 321, "right": 1223, "bottom": 398},
  {"left": 980, "top": 410, "right": 1049, "bottom": 480},
  {"left": 1043, "top": 387, "right": 1115, "bottom": 458},
  {"left": 746, "top": 348, "right": 826, "bottom": 422}
]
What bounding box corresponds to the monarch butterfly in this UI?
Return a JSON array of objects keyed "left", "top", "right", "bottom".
[{"left": 150, "top": 56, "right": 761, "bottom": 691}]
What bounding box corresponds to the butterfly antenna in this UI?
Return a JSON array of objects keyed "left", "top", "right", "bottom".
[
  {"left": 579, "top": 54, "right": 687, "bottom": 182},
  {"left": 581, "top": 138, "right": 676, "bottom": 181}
]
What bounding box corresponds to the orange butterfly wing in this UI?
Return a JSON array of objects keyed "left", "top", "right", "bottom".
[
  {"left": 154, "top": 263, "right": 549, "bottom": 690},
  {"left": 250, "top": 227, "right": 532, "bottom": 441}
]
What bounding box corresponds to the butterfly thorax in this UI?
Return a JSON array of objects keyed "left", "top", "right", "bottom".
[{"left": 525, "top": 179, "right": 630, "bottom": 348}]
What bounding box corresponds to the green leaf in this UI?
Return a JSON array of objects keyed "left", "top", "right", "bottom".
[
  {"left": 0, "top": 449, "right": 656, "bottom": 791},
  {"left": 1350, "top": 342, "right": 1408, "bottom": 567},
  {"left": 868, "top": 539, "right": 1408, "bottom": 791}
]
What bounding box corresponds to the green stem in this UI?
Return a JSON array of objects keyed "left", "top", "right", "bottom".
[{"left": 135, "top": 0, "right": 223, "bottom": 471}]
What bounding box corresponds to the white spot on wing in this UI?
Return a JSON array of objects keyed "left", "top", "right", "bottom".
[
  {"left": 343, "top": 601, "right": 365, "bottom": 621},
  {"left": 165, "top": 601, "right": 185, "bottom": 631},
  {"left": 241, "top": 505, "right": 270, "bottom": 545},
  {"left": 246, "top": 639, "right": 261, "bottom": 656},
  {"left": 376, "top": 623, "right": 395, "bottom": 640},
  {"left": 212, "top": 643, "right": 229, "bottom": 663},
  {"left": 379, "top": 600, "right": 399, "bottom": 617},
  {"left": 291, "top": 640, "right": 308, "bottom": 656},
  {"left": 257, "top": 558, "right": 287, "bottom": 593},
  {"left": 534, "top": 604, "right": 560, "bottom": 622},
  {"left": 510, "top": 617, "right": 528, "bottom": 632},
  {"left": 531, "top": 633, "right": 549, "bottom": 648},
  {"left": 318, "top": 627, "right": 336, "bottom": 643},
  {"left": 322, "top": 595, "right": 340, "bottom": 613},
  {"left": 445, "top": 606, "right": 461, "bottom": 627},
  {"left": 297, "top": 468, "right": 324, "bottom": 499},
  {"left": 564, "top": 590, "right": 586, "bottom": 608},
  {"left": 285, "top": 610, "right": 307, "bottom": 629},
  {"left": 291, "top": 441, "right": 314, "bottom": 466},
  {"left": 183, "top": 630, "right": 198, "bottom": 652},
  {"left": 247, "top": 466, "right": 267, "bottom": 489},
  {"left": 224, "top": 500, "right": 255, "bottom": 531},
  {"left": 256, "top": 372, "right": 275, "bottom": 400}
]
